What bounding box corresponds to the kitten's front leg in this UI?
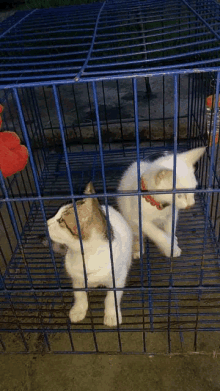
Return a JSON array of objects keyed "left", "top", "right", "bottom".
[
  {"left": 133, "top": 234, "right": 144, "bottom": 260},
  {"left": 69, "top": 278, "right": 88, "bottom": 323},
  {"left": 163, "top": 210, "right": 179, "bottom": 242},
  {"left": 104, "top": 288, "right": 123, "bottom": 327},
  {"left": 142, "top": 221, "right": 181, "bottom": 258},
  {"left": 104, "top": 274, "right": 128, "bottom": 327}
]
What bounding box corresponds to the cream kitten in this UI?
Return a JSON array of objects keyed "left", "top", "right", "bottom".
[
  {"left": 117, "top": 147, "right": 206, "bottom": 258},
  {"left": 47, "top": 182, "right": 132, "bottom": 327}
]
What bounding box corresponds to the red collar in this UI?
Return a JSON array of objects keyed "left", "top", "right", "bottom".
[{"left": 141, "top": 178, "right": 164, "bottom": 210}]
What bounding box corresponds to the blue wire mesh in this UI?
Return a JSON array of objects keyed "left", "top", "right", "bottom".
[
  {"left": 1, "top": 0, "right": 220, "bottom": 85},
  {"left": 0, "top": 0, "right": 220, "bottom": 354}
]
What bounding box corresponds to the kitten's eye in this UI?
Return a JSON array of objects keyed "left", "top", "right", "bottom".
[
  {"left": 58, "top": 217, "right": 66, "bottom": 229},
  {"left": 76, "top": 199, "right": 85, "bottom": 206},
  {"left": 178, "top": 195, "right": 182, "bottom": 199}
]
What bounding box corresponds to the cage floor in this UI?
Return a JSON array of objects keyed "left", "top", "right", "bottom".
[{"left": 1, "top": 148, "right": 220, "bottom": 354}]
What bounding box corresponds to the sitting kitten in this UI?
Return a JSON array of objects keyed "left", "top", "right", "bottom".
[
  {"left": 117, "top": 147, "right": 205, "bottom": 259},
  {"left": 47, "top": 182, "right": 132, "bottom": 327}
]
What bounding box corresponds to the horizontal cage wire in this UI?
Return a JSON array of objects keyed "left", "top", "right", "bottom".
[{"left": 0, "top": 0, "right": 220, "bottom": 355}]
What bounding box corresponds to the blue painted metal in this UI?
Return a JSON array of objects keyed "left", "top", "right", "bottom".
[
  {"left": 133, "top": 78, "right": 146, "bottom": 352},
  {"left": 0, "top": 0, "right": 220, "bottom": 86},
  {"left": 167, "top": 74, "right": 179, "bottom": 353},
  {"left": 92, "top": 81, "right": 122, "bottom": 350},
  {"left": 0, "top": 0, "right": 220, "bottom": 355}
]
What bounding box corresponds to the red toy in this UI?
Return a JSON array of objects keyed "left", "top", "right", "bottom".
[{"left": 0, "top": 105, "right": 28, "bottom": 178}]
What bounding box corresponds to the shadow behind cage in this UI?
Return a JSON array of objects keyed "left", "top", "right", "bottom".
[{"left": 0, "top": 0, "right": 220, "bottom": 355}]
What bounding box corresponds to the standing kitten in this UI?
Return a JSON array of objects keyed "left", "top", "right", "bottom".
[
  {"left": 47, "top": 182, "right": 132, "bottom": 327},
  {"left": 117, "top": 147, "right": 205, "bottom": 258}
]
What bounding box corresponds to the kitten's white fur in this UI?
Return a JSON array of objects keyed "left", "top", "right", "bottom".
[
  {"left": 47, "top": 200, "right": 132, "bottom": 327},
  {"left": 117, "top": 147, "right": 205, "bottom": 258}
]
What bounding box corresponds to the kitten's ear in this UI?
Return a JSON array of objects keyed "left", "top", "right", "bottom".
[
  {"left": 83, "top": 181, "right": 109, "bottom": 238},
  {"left": 84, "top": 181, "right": 101, "bottom": 210},
  {"left": 180, "top": 147, "right": 206, "bottom": 167},
  {"left": 155, "top": 169, "right": 172, "bottom": 185},
  {"left": 84, "top": 181, "right": 95, "bottom": 195}
]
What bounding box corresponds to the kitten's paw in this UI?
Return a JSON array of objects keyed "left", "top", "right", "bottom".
[
  {"left": 133, "top": 251, "right": 140, "bottom": 259},
  {"left": 162, "top": 234, "right": 182, "bottom": 258},
  {"left": 104, "top": 310, "right": 122, "bottom": 327},
  {"left": 69, "top": 305, "right": 87, "bottom": 323},
  {"left": 173, "top": 236, "right": 181, "bottom": 257},
  {"left": 133, "top": 250, "right": 145, "bottom": 259},
  {"left": 132, "top": 238, "right": 144, "bottom": 259},
  {"left": 163, "top": 245, "right": 181, "bottom": 258},
  {"left": 173, "top": 245, "right": 181, "bottom": 257}
]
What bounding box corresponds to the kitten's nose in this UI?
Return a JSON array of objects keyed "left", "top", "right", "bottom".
[
  {"left": 185, "top": 200, "right": 195, "bottom": 209},
  {"left": 47, "top": 218, "right": 52, "bottom": 226}
]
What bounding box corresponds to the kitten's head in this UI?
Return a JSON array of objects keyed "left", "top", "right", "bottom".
[
  {"left": 47, "top": 182, "right": 111, "bottom": 251},
  {"left": 142, "top": 147, "right": 206, "bottom": 210}
]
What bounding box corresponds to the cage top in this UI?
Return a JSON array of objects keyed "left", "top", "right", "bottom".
[{"left": 0, "top": 0, "right": 220, "bottom": 87}]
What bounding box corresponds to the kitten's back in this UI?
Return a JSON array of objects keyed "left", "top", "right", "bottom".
[{"left": 101, "top": 205, "right": 133, "bottom": 260}]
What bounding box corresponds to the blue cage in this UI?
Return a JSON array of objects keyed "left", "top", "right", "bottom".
[{"left": 0, "top": 0, "right": 220, "bottom": 355}]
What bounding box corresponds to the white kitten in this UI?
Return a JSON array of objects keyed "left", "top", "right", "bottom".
[
  {"left": 117, "top": 147, "right": 205, "bottom": 259},
  {"left": 47, "top": 182, "right": 132, "bottom": 327}
]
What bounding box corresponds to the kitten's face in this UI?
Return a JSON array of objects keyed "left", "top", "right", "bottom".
[
  {"left": 154, "top": 166, "right": 197, "bottom": 209},
  {"left": 47, "top": 182, "right": 109, "bottom": 251},
  {"left": 144, "top": 147, "right": 206, "bottom": 210},
  {"left": 47, "top": 203, "right": 82, "bottom": 250}
]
